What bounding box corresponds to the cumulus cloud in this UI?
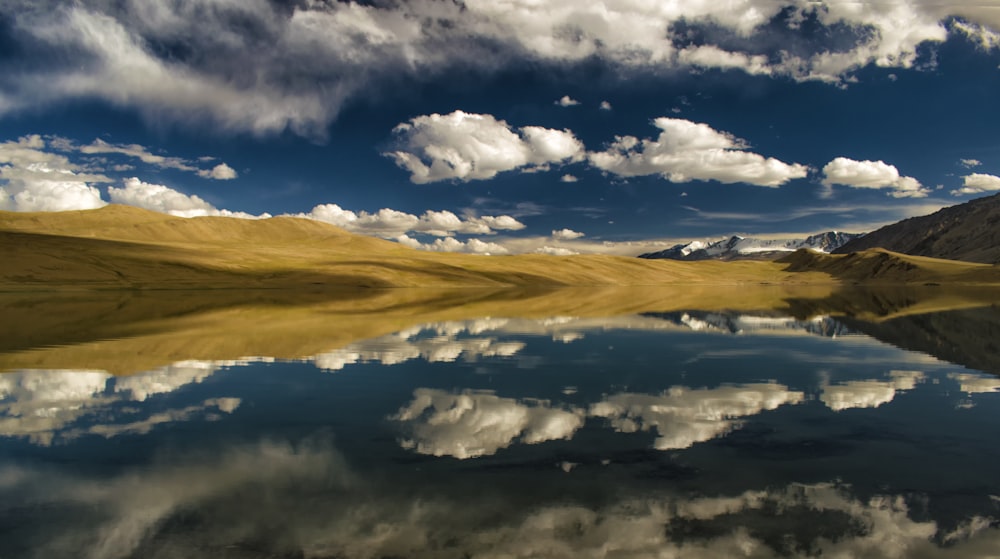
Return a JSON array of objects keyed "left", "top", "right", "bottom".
[
  {"left": 599, "top": 100, "right": 613, "bottom": 111},
  {"left": 108, "top": 177, "right": 261, "bottom": 218},
  {"left": 394, "top": 389, "right": 584, "bottom": 459},
  {"left": 0, "top": 361, "right": 240, "bottom": 446},
  {"left": 0, "top": 135, "right": 109, "bottom": 211},
  {"left": 300, "top": 203, "right": 524, "bottom": 239},
  {"left": 948, "top": 372, "right": 1000, "bottom": 394},
  {"left": 951, "top": 173, "right": 1000, "bottom": 196},
  {"left": 197, "top": 162, "right": 238, "bottom": 180},
  {"left": 386, "top": 111, "right": 584, "bottom": 183},
  {"left": 533, "top": 246, "right": 578, "bottom": 256},
  {"left": 589, "top": 118, "right": 808, "bottom": 187},
  {"left": 590, "top": 384, "right": 804, "bottom": 450},
  {"left": 960, "top": 158, "right": 983, "bottom": 168},
  {"left": 395, "top": 234, "right": 510, "bottom": 255},
  {"left": 551, "top": 228, "right": 584, "bottom": 240},
  {"left": 676, "top": 44, "right": 772, "bottom": 75},
  {"left": 821, "top": 157, "right": 930, "bottom": 198},
  {"left": 555, "top": 95, "right": 580, "bottom": 107},
  {"left": 313, "top": 328, "right": 524, "bottom": 371},
  {"left": 820, "top": 371, "right": 924, "bottom": 411},
  {"left": 559, "top": 173, "right": 578, "bottom": 183},
  {"left": 109, "top": 177, "right": 214, "bottom": 216}
]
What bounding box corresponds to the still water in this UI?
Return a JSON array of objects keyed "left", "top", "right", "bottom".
[{"left": 1, "top": 290, "right": 999, "bottom": 558}]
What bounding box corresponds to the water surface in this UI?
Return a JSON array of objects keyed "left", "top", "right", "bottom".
[{"left": 1, "top": 288, "right": 999, "bottom": 558}]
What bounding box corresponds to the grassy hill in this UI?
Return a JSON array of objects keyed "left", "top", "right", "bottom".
[
  {"left": 1, "top": 205, "right": 831, "bottom": 290},
  {"left": 2, "top": 205, "right": 1000, "bottom": 290},
  {"left": 777, "top": 248, "right": 1000, "bottom": 285}
]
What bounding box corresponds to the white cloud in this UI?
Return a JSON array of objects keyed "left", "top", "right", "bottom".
[
  {"left": 952, "top": 173, "right": 1000, "bottom": 196},
  {"left": 2, "top": 179, "right": 107, "bottom": 212},
  {"left": 8, "top": 442, "right": 990, "bottom": 559},
  {"left": 555, "top": 95, "right": 580, "bottom": 107},
  {"left": 588, "top": 118, "right": 808, "bottom": 187},
  {"left": 533, "top": 246, "right": 578, "bottom": 256},
  {"left": 313, "top": 328, "right": 524, "bottom": 371},
  {"left": 0, "top": 135, "right": 109, "bottom": 212},
  {"left": 493, "top": 235, "right": 681, "bottom": 257},
  {"left": 79, "top": 138, "right": 198, "bottom": 172},
  {"left": 300, "top": 204, "right": 523, "bottom": 239},
  {"left": 0, "top": 362, "right": 240, "bottom": 446},
  {"left": 820, "top": 371, "right": 924, "bottom": 411},
  {"left": 960, "top": 158, "right": 983, "bottom": 168},
  {"left": 108, "top": 177, "right": 261, "bottom": 219},
  {"left": 953, "top": 19, "right": 1000, "bottom": 50},
  {"left": 599, "top": 100, "right": 613, "bottom": 111},
  {"left": 552, "top": 228, "right": 584, "bottom": 240},
  {"left": 2, "top": 1, "right": 994, "bottom": 136},
  {"left": 197, "top": 162, "right": 238, "bottom": 180},
  {"left": 394, "top": 234, "right": 511, "bottom": 255},
  {"left": 821, "top": 157, "right": 930, "bottom": 198},
  {"left": 677, "top": 44, "right": 772, "bottom": 75},
  {"left": 384, "top": 110, "right": 585, "bottom": 183},
  {"left": 590, "top": 384, "right": 804, "bottom": 450},
  {"left": 14, "top": 7, "right": 333, "bottom": 137},
  {"left": 394, "top": 389, "right": 584, "bottom": 459},
  {"left": 62, "top": 137, "right": 238, "bottom": 180},
  {"left": 108, "top": 177, "right": 217, "bottom": 217},
  {"left": 559, "top": 173, "right": 578, "bottom": 183},
  {"left": 11, "top": 447, "right": 987, "bottom": 559},
  {"left": 948, "top": 372, "right": 1000, "bottom": 394}
]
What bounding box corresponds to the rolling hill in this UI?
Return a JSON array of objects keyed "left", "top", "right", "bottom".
[
  {"left": 2, "top": 205, "right": 999, "bottom": 290},
  {"left": 777, "top": 247, "right": 1000, "bottom": 284},
  {"left": 833, "top": 192, "right": 1000, "bottom": 264},
  {"left": 0, "top": 205, "right": 831, "bottom": 290}
]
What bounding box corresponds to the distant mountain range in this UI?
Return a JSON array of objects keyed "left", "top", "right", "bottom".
[
  {"left": 834, "top": 192, "right": 1000, "bottom": 264},
  {"left": 638, "top": 231, "right": 862, "bottom": 261}
]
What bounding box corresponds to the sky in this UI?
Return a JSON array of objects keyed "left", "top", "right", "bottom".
[{"left": 1, "top": 1, "right": 1000, "bottom": 256}]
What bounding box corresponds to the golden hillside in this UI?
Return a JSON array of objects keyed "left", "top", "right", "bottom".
[
  {"left": 778, "top": 248, "right": 1000, "bottom": 285},
  {"left": 3, "top": 205, "right": 1000, "bottom": 290},
  {"left": 1, "top": 205, "right": 831, "bottom": 289}
]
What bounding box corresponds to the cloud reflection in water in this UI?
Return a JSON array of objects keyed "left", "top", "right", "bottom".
[{"left": 2, "top": 437, "right": 996, "bottom": 559}]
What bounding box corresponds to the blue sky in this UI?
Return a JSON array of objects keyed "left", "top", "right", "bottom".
[{"left": 1, "top": 1, "right": 999, "bottom": 255}]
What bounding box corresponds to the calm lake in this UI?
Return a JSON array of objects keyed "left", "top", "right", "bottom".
[{"left": 1, "top": 288, "right": 999, "bottom": 558}]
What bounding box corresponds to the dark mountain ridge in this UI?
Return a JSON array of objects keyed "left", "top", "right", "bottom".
[{"left": 834, "top": 193, "right": 1000, "bottom": 264}]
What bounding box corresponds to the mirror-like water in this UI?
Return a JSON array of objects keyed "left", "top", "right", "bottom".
[{"left": 1, "top": 290, "right": 999, "bottom": 558}]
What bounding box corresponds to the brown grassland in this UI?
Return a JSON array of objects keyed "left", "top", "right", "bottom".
[
  {"left": 3, "top": 204, "right": 1000, "bottom": 290},
  {"left": 2, "top": 205, "right": 1000, "bottom": 375}
]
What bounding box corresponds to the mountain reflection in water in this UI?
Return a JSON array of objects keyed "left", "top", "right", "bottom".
[{"left": 1, "top": 287, "right": 999, "bottom": 558}]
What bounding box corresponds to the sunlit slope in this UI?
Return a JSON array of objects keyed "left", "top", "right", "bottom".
[
  {"left": 1, "top": 205, "right": 829, "bottom": 289},
  {"left": 779, "top": 248, "right": 1000, "bottom": 285}
]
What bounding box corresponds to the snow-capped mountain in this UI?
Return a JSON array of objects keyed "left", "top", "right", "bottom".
[
  {"left": 643, "top": 311, "right": 858, "bottom": 338},
  {"left": 638, "top": 231, "right": 862, "bottom": 261}
]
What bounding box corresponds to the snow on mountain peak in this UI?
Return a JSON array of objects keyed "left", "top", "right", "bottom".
[{"left": 638, "top": 231, "right": 862, "bottom": 261}]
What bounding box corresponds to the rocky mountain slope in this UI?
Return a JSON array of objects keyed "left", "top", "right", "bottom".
[{"left": 833, "top": 193, "right": 1000, "bottom": 264}]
